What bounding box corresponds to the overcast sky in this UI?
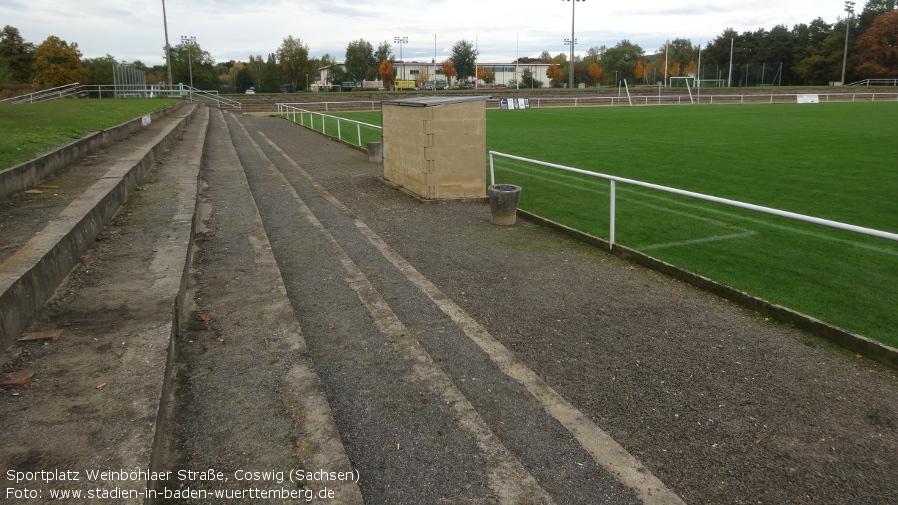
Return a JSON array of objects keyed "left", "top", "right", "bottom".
[{"left": 3, "top": 0, "right": 852, "bottom": 66}]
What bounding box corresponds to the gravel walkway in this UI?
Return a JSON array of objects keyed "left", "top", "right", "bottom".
[{"left": 234, "top": 113, "right": 898, "bottom": 505}]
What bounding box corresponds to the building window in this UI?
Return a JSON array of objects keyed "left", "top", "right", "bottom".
[{"left": 409, "top": 69, "right": 419, "bottom": 75}]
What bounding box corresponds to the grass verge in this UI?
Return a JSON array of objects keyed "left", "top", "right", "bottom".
[{"left": 0, "top": 98, "right": 181, "bottom": 170}]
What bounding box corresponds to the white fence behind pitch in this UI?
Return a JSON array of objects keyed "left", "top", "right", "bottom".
[{"left": 276, "top": 103, "right": 382, "bottom": 148}]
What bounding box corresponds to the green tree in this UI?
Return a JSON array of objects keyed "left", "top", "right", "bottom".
[
  {"left": 84, "top": 54, "right": 117, "bottom": 85},
  {"left": 277, "top": 36, "right": 312, "bottom": 89},
  {"left": 235, "top": 65, "right": 254, "bottom": 93},
  {"left": 857, "top": 0, "right": 898, "bottom": 34},
  {"left": 0, "top": 25, "right": 34, "bottom": 83},
  {"left": 247, "top": 54, "right": 264, "bottom": 89},
  {"left": 170, "top": 40, "right": 216, "bottom": 89},
  {"left": 31, "top": 35, "right": 89, "bottom": 87},
  {"left": 660, "top": 38, "right": 697, "bottom": 70},
  {"left": 450, "top": 40, "right": 478, "bottom": 83},
  {"left": 326, "top": 64, "right": 346, "bottom": 85},
  {"left": 375, "top": 41, "right": 393, "bottom": 66},
  {"left": 519, "top": 67, "right": 542, "bottom": 88},
  {"left": 599, "top": 40, "right": 645, "bottom": 85},
  {"left": 584, "top": 45, "right": 606, "bottom": 67},
  {"left": 345, "top": 39, "right": 375, "bottom": 81},
  {"left": 261, "top": 53, "right": 278, "bottom": 92},
  {"left": 761, "top": 24, "right": 797, "bottom": 85},
  {"left": 792, "top": 18, "right": 852, "bottom": 84}
]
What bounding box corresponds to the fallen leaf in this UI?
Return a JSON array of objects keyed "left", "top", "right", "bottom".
[
  {"left": 96, "top": 383, "right": 107, "bottom": 389},
  {"left": 855, "top": 354, "right": 863, "bottom": 359},
  {"left": 198, "top": 314, "right": 212, "bottom": 322},
  {"left": 1, "top": 370, "right": 34, "bottom": 386},
  {"left": 18, "top": 329, "right": 63, "bottom": 342}
]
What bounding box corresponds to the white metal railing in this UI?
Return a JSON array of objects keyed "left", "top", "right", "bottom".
[
  {"left": 520, "top": 92, "right": 898, "bottom": 108},
  {"left": 1, "top": 84, "right": 242, "bottom": 109},
  {"left": 268, "top": 92, "right": 898, "bottom": 113},
  {"left": 488, "top": 151, "right": 898, "bottom": 249},
  {"left": 276, "top": 104, "right": 382, "bottom": 147},
  {"left": 0, "top": 83, "right": 81, "bottom": 104},
  {"left": 278, "top": 100, "right": 382, "bottom": 113},
  {"left": 847, "top": 79, "right": 898, "bottom": 87}
]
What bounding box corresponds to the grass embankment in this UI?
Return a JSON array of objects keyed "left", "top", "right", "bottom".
[{"left": 0, "top": 99, "right": 180, "bottom": 170}]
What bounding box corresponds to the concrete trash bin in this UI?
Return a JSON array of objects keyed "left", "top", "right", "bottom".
[{"left": 488, "top": 184, "right": 521, "bottom": 226}]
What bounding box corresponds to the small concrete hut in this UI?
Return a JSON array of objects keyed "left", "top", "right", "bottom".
[{"left": 381, "top": 96, "right": 490, "bottom": 200}]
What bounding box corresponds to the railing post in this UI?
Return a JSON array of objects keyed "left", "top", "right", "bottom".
[
  {"left": 357, "top": 123, "right": 362, "bottom": 147},
  {"left": 609, "top": 180, "right": 616, "bottom": 250},
  {"left": 337, "top": 119, "right": 342, "bottom": 141},
  {"left": 489, "top": 152, "right": 496, "bottom": 186}
]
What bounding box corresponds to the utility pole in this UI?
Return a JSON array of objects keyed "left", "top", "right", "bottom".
[
  {"left": 727, "top": 38, "right": 734, "bottom": 88},
  {"left": 841, "top": 1, "right": 856, "bottom": 85},
  {"left": 161, "top": 0, "right": 173, "bottom": 93}
]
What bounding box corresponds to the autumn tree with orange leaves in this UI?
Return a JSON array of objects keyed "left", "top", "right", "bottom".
[
  {"left": 852, "top": 9, "right": 898, "bottom": 78},
  {"left": 378, "top": 59, "right": 393, "bottom": 88},
  {"left": 588, "top": 63, "right": 603, "bottom": 85},
  {"left": 546, "top": 63, "right": 563, "bottom": 86},
  {"left": 668, "top": 61, "right": 682, "bottom": 79},
  {"left": 633, "top": 60, "right": 647, "bottom": 83},
  {"left": 441, "top": 60, "right": 456, "bottom": 87},
  {"left": 31, "top": 35, "right": 88, "bottom": 87}
]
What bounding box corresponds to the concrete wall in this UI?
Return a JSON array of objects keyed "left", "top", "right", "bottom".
[{"left": 382, "top": 100, "right": 486, "bottom": 200}]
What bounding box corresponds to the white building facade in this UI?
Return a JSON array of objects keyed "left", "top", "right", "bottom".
[{"left": 317, "top": 61, "right": 553, "bottom": 89}]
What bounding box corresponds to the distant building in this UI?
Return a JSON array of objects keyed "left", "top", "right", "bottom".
[{"left": 317, "top": 61, "right": 553, "bottom": 89}]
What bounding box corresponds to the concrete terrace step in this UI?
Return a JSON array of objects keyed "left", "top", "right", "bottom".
[
  {"left": 0, "top": 103, "right": 197, "bottom": 353},
  {"left": 0, "top": 104, "right": 206, "bottom": 499},
  {"left": 0, "top": 105, "right": 362, "bottom": 503}
]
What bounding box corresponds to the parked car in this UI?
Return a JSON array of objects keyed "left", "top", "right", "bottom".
[
  {"left": 279, "top": 84, "right": 296, "bottom": 93},
  {"left": 245, "top": 87, "right": 255, "bottom": 95}
]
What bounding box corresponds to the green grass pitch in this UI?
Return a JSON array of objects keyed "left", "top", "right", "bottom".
[{"left": 320, "top": 102, "right": 898, "bottom": 348}]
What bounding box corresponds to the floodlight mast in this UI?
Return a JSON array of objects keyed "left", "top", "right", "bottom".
[
  {"left": 181, "top": 35, "right": 196, "bottom": 90},
  {"left": 562, "top": 0, "right": 584, "bottom": 90},
  {"left": 395, "top": 36, "right": 408, "bottom": 81}
]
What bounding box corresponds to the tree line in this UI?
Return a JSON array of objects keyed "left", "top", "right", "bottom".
[
  {"left": 541, "top": 0, "right": 896, "bottom": 87},
  {"left": 1, "top": 0, "right": 894, "bottom": 95}
]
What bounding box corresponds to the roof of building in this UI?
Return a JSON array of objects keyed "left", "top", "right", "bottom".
[{"left": 381, "top": 95, "right": 492, "bottom": 107}]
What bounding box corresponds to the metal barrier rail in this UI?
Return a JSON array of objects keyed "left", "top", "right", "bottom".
[
  {"left": 276, "top": 104, "right": 382, "bottom": 147},
  {"left": 523, "top": 92, "right": 898, "bottom": 108},
  {"left": 0, "top": 83, "right": 81, "bottom": 104},
  {"left": 488, "top": 150, "right": 898, "bottom": 249},
  {"left": 848, "top": 79, "right": 898, "bottom": 86},
  {"left": 277, "top": 92, "right": 898, "bottom": 112},
  {"left": 278, "top": 100, "right": 382, "bottom": 113},
  {"left": 1, "top": 84, "right": 242, "bottom": 110}
]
